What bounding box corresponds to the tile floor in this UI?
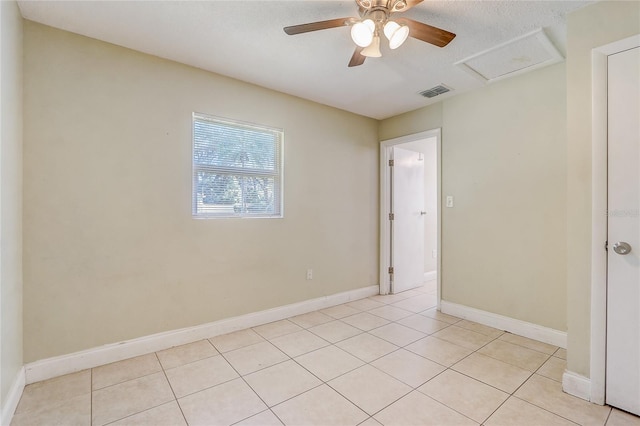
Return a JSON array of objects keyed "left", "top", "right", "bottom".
[{"left": 11, "top": 281, "right": 640, "bottom": 426}]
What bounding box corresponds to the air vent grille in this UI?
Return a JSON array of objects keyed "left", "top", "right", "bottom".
[{"left": 419, "top": 85, "right": 452, "bottom": 98}]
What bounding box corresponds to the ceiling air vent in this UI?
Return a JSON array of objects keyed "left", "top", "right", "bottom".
[{"left": 420, "top": 84, "right": 452, "bottom": 98}]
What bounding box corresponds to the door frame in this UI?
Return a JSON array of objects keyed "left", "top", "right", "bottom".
[
  {"left": 590, "top": 34, "right": 640, "bottom": 405},
  {"left": 379, "top": 129, "right": 442, "bottom": 302}
]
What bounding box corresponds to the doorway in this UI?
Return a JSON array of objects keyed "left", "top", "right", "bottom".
[
  {"left": 589, "top": 34, "right": 640, "bottom": 409},
  {"left": 379, "top": 129, "right": 441, "bottom": 301}
]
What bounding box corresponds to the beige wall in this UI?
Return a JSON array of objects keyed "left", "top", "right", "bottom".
[
  {"left": 23, "top": 22, "right": 379, "bottom": 362},
  {"left": 0, "top": 0, "right": 23, "bottom": 408},
  {"left": 379, "top": 104, "right": 442, "bottom": 142},
  {"left": 380, "top": 63, "right": 567, "bottom": 331},
  {"left": 566, "top": 1, "right": 640, "bottom": 377}
]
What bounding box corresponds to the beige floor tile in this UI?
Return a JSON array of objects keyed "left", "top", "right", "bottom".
[
  {"left": 346, "top": 298, "right": 386, "bottom": 311},
  {"left": 554, "top": 347, "right": 567, "bottom": 360},
  {"left": 15, "top": 370, "right": 90, "bottom": 414},
  {"left": 253, "top": 319, "right": 303, "bottom": 339},
  {"left": 452, "top": 353, "right": 532, "bottom": 393},
  {"left": 92, "top": 372, "right": 174, "bottom": 426},
  {"left": 245, "top": 360, "right": 322, "bottom": 406},
  {"left": 455, "top": 320, "right": 504, "bottom": 338},
  {"left": 11, "top": 393, "right": 90, "bottom": 426},
  {"left": 374, "top": 390, "right": 477, "bottom": 426},
  {"left": 156, "top": 340, "right": 218, "bottom": 370},
  {"left": 92, "top": 353, "right": 162, "bottom": 390},
  {"left": 368, "top": 305, "right": 413, "bottom": 321},
  {"left": 371, "top": 349, "right": 445, "bottom": 387},
  {"left": 478, "top": 339, "right": 549, "bottom": 371},
  {"left": 270, "top": 329, "right": 330, "bottom": 357},
  {"left": 308, "top": 320, "right": 362, "bottom": 343},
  {"left": 396, "top": 314, "right": 450, "bottom": 334},
  {"left": 368, "top": 293, "right": 412, "bottom": 305},
  {"left": 336, "top": 333, "right": 399, "bottom": 363},
  {"left": 421, "top": 280, "right": 437, "bottom": 293},
  {"left": 418, "top": 369, "right": 509, "bottom": 423},
  {"left": 369, "top": 323, "right": 426, "bottom": 347},
  {"left": 405, "top": 336, "right": 473, "bottom": 367},
  {"left": 391, "top": 294, "right": 437, "bottom": 313},
  {"left": 109, "top": 401, "right": 187, "bottom": 426},
  {"left": 398, "top": 289, "right": 425, "bottom": 298},
  {"left": 272, "top": 384, "right": 368, "bottom": 426},
  {"left": 607, "top": 408, "right": 640, "bottom": 425},
  {"left": 537, "top": 356, "right": 566, "bottom": 382},
  {"left": 178, "top": 378, "right": 267, "bottom": 426},
  {"left": 209, "top": 329, "right": 265, "bottom": 353},
  {"left": 329, "top": 365, "right": 411, "bottom": 415},
  {"left": 432, "top": 325, "right": 494, "bottom": 351},
  {"left": 499, "top": 333, "right": 558, "bottom": 354},
  {"left": 321, "top": 304, "right": 362, "bottom": 319},
  {"left": 515, "top": 374, "right": 611, "bottom": 425},
  {"left": 235, "top": 409, "right": 284, "bottom": 425},
  {"left": 289, "top": 311, "right": 334, "bottom": 329},
  {"left": 165, "top": 354, "right": 238, "bottom": 398},
  {"left": 420, "top": 308, "right": 462, "bottom": 324},
  {"left": 294, "top": 345, "right": 364, "bottom": 382},
  {"left": 223, "top": 341, "right": 289, "bottom": 375},
  {"left": 341, "top": 312, "right": 390, "bottom": 331},
  {"left": 359, "top": 418, "right": 383, "bottom": 425},
  {"left": 484, "top": 397, "right": 577, "bottom": 426}
]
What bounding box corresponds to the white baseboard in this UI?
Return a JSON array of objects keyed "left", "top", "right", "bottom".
[
  {"left": 25, "top": 285, "right": 379, "bottom": 384},
  {"left": 440, "top": 301, "right": 567, "bottom": 348},
  {"left": 1, "top": 366, "right": 25, "bottom": 426},
  {"left": 423, "top": 271, "right": 437, "bottom": 281},
  {"left": 562, "top": 371, "right": 591, "bottom": 401}
]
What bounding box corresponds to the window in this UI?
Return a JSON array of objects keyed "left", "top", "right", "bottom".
[{"left": 192, "top": 113, "right": 283, "bottom": 218}]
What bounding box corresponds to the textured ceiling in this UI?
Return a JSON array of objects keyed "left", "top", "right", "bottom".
[{"left": 17, "top": 0, "right": 591, "bottom": 119}]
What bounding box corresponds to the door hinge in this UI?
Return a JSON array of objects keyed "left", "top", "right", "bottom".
[
  {"left": 388, "top": 266, "right": 394, "bottom": 274},
  {"left": 605, "top": 240, "right": 608, "bottom": 251},
  {"left": 389, "top": 213, "right": 394, "bottom": 220},
  {"left": 389, "top": 159, "right": 394, "bottom": 166}
]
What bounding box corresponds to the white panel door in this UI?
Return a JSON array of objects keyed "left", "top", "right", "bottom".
[
  {"left": 391, "top": 147, "right": 425, "bottom": 293},
  {"left": 606, "top": 46, "right": 640, "bottom": 415}
]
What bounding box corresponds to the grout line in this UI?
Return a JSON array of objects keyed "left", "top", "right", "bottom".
[{"left": 153, "top": 352, "right": 189, "bottom": 426}]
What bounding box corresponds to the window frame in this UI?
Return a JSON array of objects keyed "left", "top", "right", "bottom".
[{"left": 192, "top": 112, "right": 284, "bottom": 219}]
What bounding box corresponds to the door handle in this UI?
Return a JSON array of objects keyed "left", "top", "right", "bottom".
[
  {"left": 420, "top": 211, "right": 427, "bottom": 215},
  {"left": 613, "top": 241, "right": 632, "bottom": 255}
]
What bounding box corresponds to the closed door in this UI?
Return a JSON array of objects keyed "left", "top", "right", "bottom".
[
  {"left": 391, "top": 146, "right": 425, "bottom": 293},
  {"left": 606, "top": 46, "right": 640, "bottom": 415}
]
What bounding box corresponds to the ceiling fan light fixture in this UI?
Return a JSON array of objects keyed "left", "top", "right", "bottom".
[
  {"left": 361, "top": 35, "right": 382, "bottom": 57},
  {"left": 384, "top": 21, "right": 410, "bottom": 49},
  {"left": 351, "top": 19, "right": 375, "bottom": 47}
]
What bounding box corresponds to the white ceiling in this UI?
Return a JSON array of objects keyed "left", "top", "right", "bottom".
[{"left": 17, "top": 0, "right": 591, "bottom": 120}]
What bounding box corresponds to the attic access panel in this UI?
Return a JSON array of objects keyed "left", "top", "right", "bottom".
[{"left": 455, "top": 29, "right": 563, "bottom": 83}]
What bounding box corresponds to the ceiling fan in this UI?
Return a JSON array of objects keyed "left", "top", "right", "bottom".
[{"left": 283, "top": 0, "right": 456, "bottom": 67}]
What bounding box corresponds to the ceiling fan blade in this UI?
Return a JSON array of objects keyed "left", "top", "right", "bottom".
[
  {"left": 284, "top": 18, "right": 353, "bottom": 35},
  {"left": 398, "top": 18, "right": 456, "bottom": 47},
  {"left": 392, "top": 0, "right": 424, "bottom": 12},
  {"left": 348, "top": 47, "right": 366, "bottom": 67}
]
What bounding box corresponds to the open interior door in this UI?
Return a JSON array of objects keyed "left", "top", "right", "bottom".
[{"left": 390, "top": 146, "right": 425, "bottom": 293}]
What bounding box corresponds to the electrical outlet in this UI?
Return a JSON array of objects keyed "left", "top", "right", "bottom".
[{"left": 306, "top": 269, "right": 313, "bottom": 280}]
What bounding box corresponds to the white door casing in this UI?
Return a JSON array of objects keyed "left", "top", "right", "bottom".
[
  {"left": 379, "top": 129, "right": 441, "bottom": 299},
  {"left": 605, "top": 46, "right": 640, "bottom": 415},
  {"left": 391, "top": 146, "right": 425, "bottom": 293}
]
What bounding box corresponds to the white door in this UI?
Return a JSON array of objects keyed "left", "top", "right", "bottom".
[
  {"left": 606, "top": 46, "right": 640, "bottom": 415},
  {"left": 391, "top": 146, "right": 425, "bottom": 293}
]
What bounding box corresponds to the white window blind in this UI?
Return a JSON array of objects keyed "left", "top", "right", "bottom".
[{"left": 192, "top": 113, "right": 283, "bottom": 218}]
